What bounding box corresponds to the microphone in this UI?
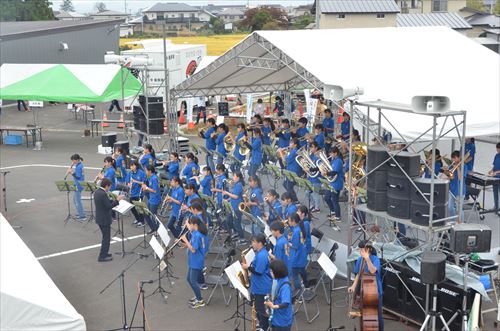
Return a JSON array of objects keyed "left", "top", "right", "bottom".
[{"left": 140, "top": 280, "right": 154, "bottom": 284}]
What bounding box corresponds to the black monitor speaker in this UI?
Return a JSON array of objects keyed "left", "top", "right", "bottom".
[
  {"left": 367, "top": 169, "right": 387, "bottom": 191},
  {"left": 101, "top": 132, "right": 117, "bottom": 147},
  {"left": 411, "top": 178, "right": 449, "bottom": 205},
  {"left": 450, "top": 224, "right": 491, "bottom": 254},
  {"left": 367, "top": 145, "right": 389, "bottom": 171},
  {"left": 388, "top": 151, "right": 421, "bottom": 177}
]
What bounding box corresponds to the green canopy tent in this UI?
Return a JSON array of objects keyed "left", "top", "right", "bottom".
[{"left": 0, "top": 63, "right": 142, "bottom": 103}]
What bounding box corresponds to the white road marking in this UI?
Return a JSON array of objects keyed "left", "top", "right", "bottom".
[
  {"left": 16, "top": 198, "right": 35, "bottom": 203},
  {"left": 36, "top": 234, "right": 144, "bottom": 261},
  {"left": 0, "top": 164, "right": 101, "bottom": 170}
]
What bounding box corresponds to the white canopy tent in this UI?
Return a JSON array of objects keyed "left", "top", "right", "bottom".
[
  {"left": 173, "top": 27, "right": 500, "bottom": 139},
  {"left": 0, "top": 214, "right": 86, "bottom": 330}
]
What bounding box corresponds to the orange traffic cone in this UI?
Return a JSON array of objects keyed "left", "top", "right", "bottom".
[
  {"left": 102, "top": 112, "right": 110, "bottom": 127},
  {"left": 298, "top": 102, "right": 303, "bottom": 116},
  {"left": 117, "top": 113, "right": 125, "bottom": 128},
  {"left": 179, "top": 110, "right": 186, "bottom": 125},
  {"left": 265, "top": 105, "right": 271, "bottom": 116}
]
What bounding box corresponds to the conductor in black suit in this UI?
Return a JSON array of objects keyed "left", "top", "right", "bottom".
[{"left": 95, "top": 178, "right": 123, "bottom": 262}]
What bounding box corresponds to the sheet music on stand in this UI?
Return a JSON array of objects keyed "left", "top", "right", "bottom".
[
  {"left": 149, "top": 236, "right": 165, "bottom": 259},
  {"left": 157, "top": 223, "right": 171, "bottom": 247},
  {"left": 264, "top": 225, "right": 276, "bottom": 246},
  {"left": 245, "top": 248, "right": 255, "bottom": 265},
  {"left": 224, "top": 261, "right": 251, "bottom": 301},
  {"left": 318, "top": 252, "right": 338, "bottom": 280},
  {"left": 113, "top": 199, "right": 134, "bottom": 214}
]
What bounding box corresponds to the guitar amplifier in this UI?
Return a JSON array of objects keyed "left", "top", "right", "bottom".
[
  {"left": 411, "top": 178, "right": 449, "bottom": 205},
  {"left": 388, "top": 151, "right": 421, "bottom": 177},
  {"left": 387, "top": 193, "right": 411, "bottom": 219},
  {"left": 367, "top": 145, "right": 389, "bottom": 171}
]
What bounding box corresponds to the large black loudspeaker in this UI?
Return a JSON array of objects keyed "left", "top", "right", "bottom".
[
  {"left": 411, "top": 178, "right": 449, "bottom": 205},
  {"left": 367, "top": 170, "right": 387, "bottom": 191},
  {"left": 139, "top": 95, "right": 164, "bottom": 119},
  {"left": 133, "top": 106, "right": 143, "bottom": 130},
  {"left": 420, "top": 251, "right": 446, "bottom": 284},
  {"left": 218, "top": 102, "right": 229, "bottom": 116},
  {"left": 387, "top": 172, "right": 414, "bottom": 197},
  {"left": 102, "top": 132, "right": 117, "bottom": 147},
  {"left": 367, "top": 189, "right": 387, "bottom": 211},
  {"left": 450, "top": 224, "right": 492, "bottom": 254},
  {"left": 148, "top": 119, "right": 164, "bottom": 135},
  {"left": 367, "top": 145, "right": 389, "bottom": 171},
  {"left": 387, "top": 193, "right": 411, "bottom": 219},
  {"left": 114, "top": 141, "right": 130, "bottom": 155},
  {"left": 388, "top": 151, "right": 421, "bottom": 177},
  {"left": 410, "top": 202, "right": 447, "bottom": 226},
  {"left": 139, "top": 95, "right": 162, "bottom": 108}
]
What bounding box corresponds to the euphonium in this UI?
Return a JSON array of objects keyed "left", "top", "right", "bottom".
[
  {"left": 238, "top": 136, "right": 250, "bottom": 156},
  {"left": 223, "top": 134, "right": 235, "bottom": 152},
  {"left": 295, "top": 147, "right": 319, "bottom": 178},
  {"left": 316, "top": 150, "right": 336, "bottom": 182}
]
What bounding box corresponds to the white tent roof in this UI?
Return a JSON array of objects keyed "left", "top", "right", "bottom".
[
  {"left": 173, "top": 27, "right": 500, "bottom": 138},
  {"left": 0, "top": 214, "right": 86, "bottom": 331}
]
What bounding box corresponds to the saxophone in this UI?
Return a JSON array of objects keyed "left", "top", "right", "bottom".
[
  {"left": 252, "top": 301, "right": 257, "bottom": 331},
  {"left": 238, "top": 246, "right": 252, "bottom": 288}
]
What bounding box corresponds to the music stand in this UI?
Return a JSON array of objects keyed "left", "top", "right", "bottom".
[
  {"left": 212, "top": 150, "right": 225, "bottom": 163},
  {"left": 198, "top": 145, "right": 209, "bottom": 156},
  {"left": 200, "top": 193, "right": 217, "bottom": 211},
  {"left": 132, "top": 201, "right": 151, "bottom": 254},
  {"left": 224, "top": 261, "right": 252, "bottom": 331},
  {"left": 55, "top": 180, "right": 77, "bottom": 224},
  {"left": 148, "top": 235, "right": 171, "bottom": 301},
  {"left": 112, "top": 198, "right": 135, "bottom": 258},
  {"left": 240, "top": 209, "right": 266, "bottom": 234},
  {"left": 317, "top": 253, "right": 344, "bottom": 331},
  {"left": 83, "top": 181, "right": 98, "bottom": 225}
]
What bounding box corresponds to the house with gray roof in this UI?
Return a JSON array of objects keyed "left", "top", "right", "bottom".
[
  {"left": 397, "top": 12, "right": 472, "bottom": 34},
  {"left": 142, "top": 2, "right": 214, "bottom": 32}
]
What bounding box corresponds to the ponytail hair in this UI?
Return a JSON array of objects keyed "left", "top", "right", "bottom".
[
  {"left": 71, "top": 153, "right": 83, "bottom": 162},
  {"left": 144, "top": 144, "right": 156, "bottom": 159},
  {"left": 298, "top": 205, "right": 311, "bottom": 221},
  {"left": 249, "top": 175, "right": 261, "bottom": 188},
  {"left": 290, "top": 213, "right": 306, "bottom": 240},
  {"left": 104, "top": 156, "right": 116, "bottom": 169},
  {"left": 191, "top": 199, "right": 207, "bottom": 226},
  {"left": 188, "top": 216, "right": 208, "bottom": 236}
]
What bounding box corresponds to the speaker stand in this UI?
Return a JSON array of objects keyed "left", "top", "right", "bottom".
[{"left": 420, "top": 284, "right": 450, "bottom": 331}]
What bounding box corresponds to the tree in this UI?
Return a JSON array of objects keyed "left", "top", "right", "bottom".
[
  {"left": 0, "top": 0, "right": 54, "bottom": 21},
  {"left": 94, "top": 2, "right": 107, "bottom": 12},
  {"left": 293, "top": 13, "right": 315, "bottom": 29},
  {"left": 60, "top": 0, "right": 74, "bottom": 12},
  {"left": 209, "top": 16, "right": 226, "bottom": 34},
  {"left": 240, "top": 7, "right": 289, "bottom": 31},
  {"left": 495, "top": 0, "right": 500, "bottom": 15},
  {"left": 466, "top": 0, "right": 486, "bottom": 11}
]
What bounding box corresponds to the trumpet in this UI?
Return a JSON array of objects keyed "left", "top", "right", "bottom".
[
  {"left": 316, "top": 150, "right": 336, "bottom": 182},
  {"left": 238, "top": 136, "right": 250, "bottom": 156},
  {"left": 223, "top": 133, "right": 235, "bottom": 152},
  {"left": 295, "top": 147, "right": 320, "bottom": 178}
]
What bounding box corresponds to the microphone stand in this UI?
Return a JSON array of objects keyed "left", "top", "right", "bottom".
[
  {"left": 100, "top": 257, "right": 142, "bottom": 331},
  {"left": 129, "top": 280, "right": 153, "bottom": 331}
]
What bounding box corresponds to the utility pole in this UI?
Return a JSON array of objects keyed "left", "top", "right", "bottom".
[{"left": 315, "top": 0, "right": 320, "bottom": 29}]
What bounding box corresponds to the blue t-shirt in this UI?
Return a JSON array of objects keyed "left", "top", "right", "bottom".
[
  {"left": 314, "top": 132, "right": 325, "bottom": 150},
  {"left": 273, "top": 235, "right": 289, "bottom": 269},
  {"left": 234, "top": 132, "right": 246, "bottom": 161},
  {"left": 182, "top": 161, "right": 199, "bottom": 186},
  {"left": 104, "top": 167, "right": 116, "bottom": 191},
  {"left": 170, "top": 186, "right": 184, "bottom": 218},
  {"left": 72, "top": 162, "right": 85, "bottom": 192},
  {"left": 205, "top": 127, "right": 216, "bottom": 150},
  {"left": 166, "top": 160, "right": 179, "bottom": 180},
  {"left": 250, "top": 247, "right": 272, "bottom": 295},
  {"left": 308, "top": 153, "right": 321, "bottom": 185},
  {"left": 216, "top": 131, "right": 227, "bottom": 157},
  {"left": 286, "top": 148, "right": 302, "bottom": 174},
  {"left": 261, "top": 126, "right": 272, "bottom": 145},
  {"left": 230, "top": 181, "right": 244, "bottom": 212},
  {"left": 449, "top": 165, "right": 466, "bottom": 196},
  {"left": 465, "top": 142, "right": 476, "bottom": 171},
  {"left": 250, "top": 187, "right": 263, "bottom": 217},
  {"left": 187, "top": 230, "right": 205, "bottom": 270},
  {"left": 200, "top": 175, "right": 213, "bottom": 196},
  {"left": 303, "top": 219, "right": 312, "bottom": 254},
  {"left": 250, "top": 137, "right": 263, "bottom": 165},
  {"left": 115, "top": 155, "right": 126, "bottom": 183},
  {"left": 146, "top": 174, "right": 161, "bottom": 205},
  {"left": 331, "top": 156, "right": 344, "bottom": 191},
  {"left": 268, "top": 200, "right": 283, "bottom": 224},
  {"left": 493, "top": 153, "right": 500, "bottom": 178},
  {"left": 277, "top": 129, "right": 291, "bottom": 149},
  {"left": 216, "top": 174, "right": 227, "bottom": 205},
  {"left": 323, "top": 117, "right": 334, "bottom": 134},
  {"left": 296, "top": 127, "right": 309, "bottom": 148},
  {"left": 341, "top": 120, "right": 350, "bottom": 138},
  {"left": 284, "top": 204, "right": 297, "bottom": 219},
  {"left": 128, "top": 169, "right": 146, "bottom": 198},
  {"left": 271, "top": 277, "right": 293, "bottom": 327},
  {"left": 289, "top": 225, "right": 307, "bottom": 268},
  {"left": 140, "top": 154, "right": 155, "bottom": 169},
  {"left": 424, "top": 160, "right": 443, "bottom": 179},
  {"left": 354, "top": 255, "right": 383, "bottom": 296}
]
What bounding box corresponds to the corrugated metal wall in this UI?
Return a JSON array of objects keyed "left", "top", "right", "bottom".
[{"left": 0, "top": 23, "right": 120, "bottom": 65}]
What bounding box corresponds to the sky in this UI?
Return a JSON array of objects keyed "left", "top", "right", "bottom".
[{"left": 51, "top": 0, "right": 314, "bottom": 15}]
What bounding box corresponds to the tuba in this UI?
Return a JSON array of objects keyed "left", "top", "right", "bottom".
[
  {"left": 316, "top": 150, "right": 336, "bottom": 182},
  {"left": 295, "top": 147, "right": 319, "bottom": 178},
  {"left": 224, "top": 133, "right": 235, "bottom": 152},
  {"left": 238, "top": 136, "right": 250, "bottom": 156},
  {"left": 351, "top": 142, "right": 367, "bottom": 187}
]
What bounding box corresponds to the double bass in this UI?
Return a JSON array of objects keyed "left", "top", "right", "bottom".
[{"left": 359, "top": 259, "right": 379, "bottom": 331}]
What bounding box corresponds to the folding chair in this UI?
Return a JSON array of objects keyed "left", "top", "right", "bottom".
[
  {"left": 206, "top": 249, "right": 235, "bottom": 306},
  {"left": 294, "top": 287, "right": 320, "bottom": 324}
]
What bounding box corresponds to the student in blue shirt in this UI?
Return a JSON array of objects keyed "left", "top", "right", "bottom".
[
  {"left": 241, "top": 234, "right": 273, "bottom": 331},
  {"left": 246, "top": 175, "right": 264, "bottom": 235},
  {"left": 99, "top": 156, "right": 116, "bottom": 191},
  {"left": 113, "top": 147, "right": 127, "bottom": 186},
  {"left": 65, "top": 154, "right": 86, "bottom": 220},
  {"left": 313, "top": 124, "right": 325, "bottom": 150},
  {"left": 166, "top": 176, "right": 185, "bottom": 238},
  {"left": 264, "top": 190, "right": 283, "bottom": 225},
  {"left": 339, "top": 112, "right": 351, "bottom": 140},
  {"left": 127, "top": 161, "right": 146, "bottom": 225},
  {"left": 293, "top": 117, "right": 309, "bottom": 149},
  {"left": 190, "top": 200, "right": 210, "bottom": 288},
  {"left": 269, "top": 221, "right": 289, "bottom": 271},
  {"left": 281, "top": 138, "right": 301, "bottom": 203},
  {"left": 200, "top": 118, "right": 217, "bottom": 171},
  {"left": 261, "top": 118, "right": 274, "bottom": 166},
  {"left": 297, "top": 205, "right": 312, "bottom": 254},
  {"left": 465, "top": 137, "right": 476, "bottom": 173},
  {"left": 139, "top": 144, "right": 156, "bottom": 170},
  {"left": 281, "top": 192, "right": 297, "bottom": 220},
  {"left": 180, "top": 217, "right": 208, "bottom": 309},
  {"left": 231, "top": 124, "right": 248, "bottom": 173},
  {"left": 180, "top": 184, "right": 199, "bottom": 221},
  {"left": 446, "top": 151, "right": 466, "bottom": 219},
  {"left": 182, "top": 153, "right": 200, "bottom": 188},
  {"left": 212, "top": 164, "right": 227, "bottom": 209},
  {"left": 324, "top": 146, "right": 344, "bottom": 220},
  {"left": 246, "top": 128, "right": 263, "bottom": 178},
  {"left": 322, "top": 108, "right": 335, "bottom": 137},
  {"left": 305, "top": 141, "right": 322, "bottom": 213},
  {"left": 215, "top": 123, "right": 229, "bottom": 166},
  {"left": 163, "top": 152, "right": 180, "bottom": 180},
  {"left": 423, "top": 149, "right": 443, "bottom": 179},
  {"left": 141, "top": 165, "right": 161, "bottom": 233},
  {"left": 276, "top": 119, "right": 291, "bottom": 149},
  {"left": 265, "top": 259, "right": 293, "bottom": 331},
  {"left": 348, "top": 241, "right": 384, "bottom": 331},
  {"left": 288, "top": 214, "right": 309, "bottom": 291},
  {"left": 197, "top": 166, "right": 213, "bottom": 197},
  {"left": 221, "top": 171, "right": 247, "bottom": 244},
  {"left": 488, "top": 142, "right": 500, "bottom": 214}
]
